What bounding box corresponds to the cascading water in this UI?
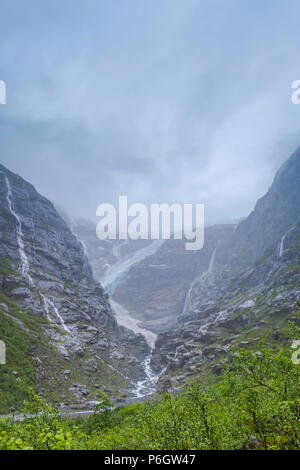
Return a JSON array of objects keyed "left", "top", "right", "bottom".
[
  {"left": 5, "top": 177, "right": 33, "bottom": 286},
  {"left": 182, "top": 243, "right": 230, "bottom": 334},
  {"left": 208, "top": 246, "right": 217, "bottom": 273},
  {"left": 5, "top": 176, "right": 71, "bottom": 335},
  {"left": 101, "top": 239, "right": 166, "bottom": 397},
  {"left": 182, "top": 245, "right": 218, "bottom": 315},
  {"left": 41, "top": 294, "right": 71, "bottom": 334},
  {"left": 134, "top": 353, "right": 166, "bottom": 399},
  {"left": 279, "top": 227, "right": 295, "bottom": 257},
  {"left": 233, "top": 219, "right": 242, "bottom": 232},
  {"left": 182, "top": 285, "right": 193, "bottom": 313},
  {"left": 198, "top": 309, "right": 228, "bottom": 336}
]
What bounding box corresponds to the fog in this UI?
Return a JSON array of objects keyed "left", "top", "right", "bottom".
[{"left": 1, "top": 0, "right": 300, "bottom": 225}]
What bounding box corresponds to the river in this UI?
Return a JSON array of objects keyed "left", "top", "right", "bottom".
[{"left": 100, "top": 239, "right": 165, "bottom": 397}]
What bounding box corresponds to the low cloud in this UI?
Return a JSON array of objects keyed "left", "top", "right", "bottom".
[{"left": 1, "top": 0, "right": 300, "bottom": 224}]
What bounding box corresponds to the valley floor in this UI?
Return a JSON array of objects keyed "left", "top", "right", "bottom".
[{"left": 0, "top": 340, "right": 299, "bottom": 450}]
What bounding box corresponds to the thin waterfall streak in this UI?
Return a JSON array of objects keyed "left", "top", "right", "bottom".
[
  {"left": 279, "top": 226, "right": 295, "bottom": 257},
  {"left": 208, "top": 246, "right": 217, "bottom": 273},
  {"left": 182, "top": 245, "right": 218, "bottom": 315},
  {"left": 41, "top": 294, "right": 72, "bottom": 335},
  {"left": 5, "top": 177, "right": 71, "bottom": 335},
  {"left": 5, "top": 177, "right": 33, "bottom": 286}
]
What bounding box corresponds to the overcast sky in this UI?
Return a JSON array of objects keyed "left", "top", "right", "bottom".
[{"left": 1, "top": 0, "right": 300, "bottom": 225}]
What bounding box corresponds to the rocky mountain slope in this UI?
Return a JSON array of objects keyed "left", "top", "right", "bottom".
[
  {"left": 1, "top": 146, "right": 299, "bottom": 411},
  {"left": 64, "top": 216, "right": 152, "bottom": 282},
  {"left": 112, "top": 225, "right": 234, "bottom": 333},
  {"left": 71, "top": 148, "right": 300, "bottom": 396},
  {"left": 227, "top": 147, "right": 300, "bottom": 267},
  {"left": 151, "top": 148, "right": 300, "bottom": 390},
  {"left": 106, "top": 148, "right": 300, "bottom": 336},
  {"left": 0, "top": 164, "right": 149, "bottom": 412},
  {"left": 152, "top": 223, "right": 300, "bottom": 390}
]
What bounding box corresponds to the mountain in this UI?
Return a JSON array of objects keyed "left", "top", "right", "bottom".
[
  {"left": 179, "top": 146, "right": 300, "bottom": 321},
  {"left": 67, "top": 218, "right": 152, "bottom": 283},
  {"left": 0, "top": 164, "right": 149, "bottom": 413},
  {"left": 224, "top": 146, "right": 300, "bottom": 267},
  {"left": 111, "top": 225, "right": 234, "bottom": 333},
  {"left": 72, "top": 147, "right": 300, "bottom": 394},
  {"left": 70, "top": 148, "right": 300, "bottom": 396},
  {"left": 149, "top": 149, "right": 300, "bottom": 390},
  {"left": 105, "top": 147, "right": 300, "bottom": 331},
  {"left": 1, "top": 146, "right": 300, "bottom": 411}
]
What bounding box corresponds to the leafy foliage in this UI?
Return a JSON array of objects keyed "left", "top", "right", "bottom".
[{"left": 0, "top": 340, "right": 299, "bottom": 450}]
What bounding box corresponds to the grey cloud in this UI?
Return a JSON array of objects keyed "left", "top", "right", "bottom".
[{"left": 1, "top": 0, "right": 300, "bottom": 224}]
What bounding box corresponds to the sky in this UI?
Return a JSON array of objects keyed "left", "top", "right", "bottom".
[{"left": 1, "top": 0, "right": 300, "bottom": 226}]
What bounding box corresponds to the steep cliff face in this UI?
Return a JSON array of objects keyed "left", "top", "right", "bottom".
[
  {"left": 111, "top": 225, "right": 234, "bottom": 333},
  {"left": 75, "top": 149, "right": 300, "bottom": 336},
  {"left": 0, "top": 164, "right": 149, "bottom": 412},
  {"left": 68, "top": 218, "right": 152, "bottom": 284},
  {"left": 225, "top": 146, "right": 300, "bottom": 267},
  {"left": 152, "top": 223, "right": 300, "bottom": 392},
  {"left": 178, "top": 148, "right": 300, "bottom": 323},
  {"left": 58, "top": 148, "right": 300, "bottom": 400},
  {"left": 151, "top": 149, "right": 300, "bottom": 390}
]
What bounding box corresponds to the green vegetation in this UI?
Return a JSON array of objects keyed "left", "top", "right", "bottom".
[
  {"left": 0, "top": 341, "right": 299, "bottom": 450},
  {"left": 0, "top": 291, "right": 50, "bottom": 413},
  {"left": 0, "top": 292, "right": 127, "bottom": 413},
  {"left": 0, "top": 257, "right": 14, "bottom": 278}
]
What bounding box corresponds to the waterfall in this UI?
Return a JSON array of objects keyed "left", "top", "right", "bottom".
[
  {"left": 174, "top": 345, "right": 181, "bottom": 359},
  {"left": 233, "top": 218, "right": 245, "bottom": 233},
  {"left": 41, "top": 294, "right": 71, "bottom": 334},
  {"left": 182, "top": 285, "right": 193, "bottom": 314},
  {"left": 182, "top": 245, "right": 218, "bottom": 315},
  {"left": 5, "top": 177, "right": 33, "bottom": 286},
  {"left": 198, "top": 309, "right": 228, "bottom": 336},
  {"left": 279, "top": 226, "right": 295, "bottom": 257},
  {"left": 5, "top": 176, "right": 71, "bottom": 335},
  {"left": 100, "top": 239, "right": 165, "bottom": 397},
  {"left": 279, "top": 232, "right": 287, "bottom": 257},
  {"left": 208, "top": 246, "right": 217, "bottom": 273},
  {"left": 134, "top": 353, "right": 166, "bottom": 399}
]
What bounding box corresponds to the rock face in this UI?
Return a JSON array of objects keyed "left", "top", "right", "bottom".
[
  {"left": 111, "top": 225, "right": 234, "bottom": 333},
  {"left": 179, "top": 147, "right": 300, "bottom": 322},
  {"left": 0, "top": 164, "right": 149, "bottom": 409},
  {"left": 150, "top": 148, "right": 300, "bottom": 390},
  {"left": 225, "top": 146, "right": 300, "bottom": 267},
  {"left": 75, "top": 147, "right": 300, "bottom": 344},
  {"left": 65, "top": 216, "right": 152, "bottom": 282},
  {"left": 5, "top": 145, "right": 299, "bottom": 407},
  {"left": 151, "top": 223, "right": 300, "bottom": 391}
]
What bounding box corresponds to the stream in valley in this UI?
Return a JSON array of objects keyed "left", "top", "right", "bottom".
[{"left": 101, "top": 240, "right": 165, "bottom": 398}]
